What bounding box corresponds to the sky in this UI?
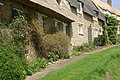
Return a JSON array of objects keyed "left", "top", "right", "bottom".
[{"left": 103, "top": 0, "right": 120, "bottom": 9}]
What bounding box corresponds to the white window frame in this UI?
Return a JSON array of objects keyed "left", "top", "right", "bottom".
[
  {"left": 77, "top": 2, "right": 83, "bottom": 14},
  {"left": 93, "top": 11, "right": 98, "bottom": 21},
  {"left": 78, "top": 22, "right": 84, "bottom": 35},
  {"left": 93, "top": 27, "right": 99, "bottom": 37}
]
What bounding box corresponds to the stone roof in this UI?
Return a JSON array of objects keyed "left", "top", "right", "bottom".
[
  {"left": 29, "top": 0, "right": 75, "bottom": 21},
  {"left": 80, "top": 0, "right": 105, "bottom": 21},
  {"left": 67, "top": 0, "right": 78, "bottom": 8},
  {"left": 81, "top": 0, "right": 98, "bottom": 16},
  {"left": 92, "top": 0, "right": 120, "bottom": 16}
]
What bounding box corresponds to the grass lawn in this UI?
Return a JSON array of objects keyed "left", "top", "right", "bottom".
[{"left": 40, "top": 46, "right": 120, "bottom": 80}]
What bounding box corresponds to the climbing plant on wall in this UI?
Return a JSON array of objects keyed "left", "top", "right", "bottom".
[
  {"left": 0, "top": 16, "right": 30, "bottom": 80},
  {"left": 106, "top": 16, "right": 120, "bottom": 44}
]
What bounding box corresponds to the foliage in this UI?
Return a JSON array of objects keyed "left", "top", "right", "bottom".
[
  {"left": 73, "top": 42, "right": 96, "bottom": 52},
  {"left": 107, "top": 26, "right": 118, "bottom": 44},
  {"left": 47, "top": 52, "right": 59, "bottom": 62},
  {"left": 61, "top": 54, "right": 70, "bottom": 59},
  {"left": 27, "top": 58, "right": 48, "bottom": 74},
  {"left": 73, "top": 46, "right": 81, "bottom": 52},
  {"left": 0, "top": 22, "right": 7, "bottom": 28},
  {"left": 41, "top": 32, "right": 70, "bottom": 57},
  {"left": 117, "top": 34, "right": 120, "bottom": 44},
  {"left": 107, "top": 16, "right": 119, "bottom": 26},
  {"left": 71, "top": 52, "right": 81, "bottom": 56},
  {"left": 94, "top": 35, "right": 108, "bottom": 46},
  {"left": 0, "top": 16, "right": 29, "bottom": 79},
  {"left": 0, "top": 43, "right": 26, "bottom": 80},
  {"left": 106, "top": 16, "right": 120, "bottom": 44},
  {"left": 40, "top": 46, "right": 120, "bottom": 80},
  {"left": 9, "top": 16, "right": 29, "bottom": 43}
]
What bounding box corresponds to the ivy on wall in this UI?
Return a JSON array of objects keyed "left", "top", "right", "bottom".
[{"left": 106, "top": 16, "right": 120, "bottom": 44}]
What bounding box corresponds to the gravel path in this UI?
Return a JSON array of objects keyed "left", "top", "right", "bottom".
[{"left": 26, "top": 45, "right": 117, "bottom": 80}]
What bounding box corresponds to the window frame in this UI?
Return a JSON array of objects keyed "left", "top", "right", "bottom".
[
  {"left": 54, "top": 19, "right": 61, "bottom": 31},
  {"left": 77, "top": 2, "right": 83, "bottom": 14},
  {"left": 78, "top": 22, "right": 84, "bottom": 35},
  {"left": 93, "top": 11, "right": 98, "bottom": 21}
]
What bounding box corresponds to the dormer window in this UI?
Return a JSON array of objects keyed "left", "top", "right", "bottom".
[
  {"left": 93, "top": 11, "right": 98, "bottom": 21},
  {"left": 56, "top": 0, "right": 61, "bottom": 4},
  {"left": 77, "top": 2, "right": 83, "bottom": 14}
]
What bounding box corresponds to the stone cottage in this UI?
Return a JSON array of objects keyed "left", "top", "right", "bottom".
[
  {"left": 92, "top": 0, "right": 120, "bottom": 34},
  {"left": 0, "top": 0, "right": 76, "bottom": 60},
  {"left": 68, "top": 0, "right": 105, "bottom": 46},
  {"left": 0, "top": 0, "right": 106, "bottom": 59}
]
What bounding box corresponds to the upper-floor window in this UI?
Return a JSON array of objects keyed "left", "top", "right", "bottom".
[
  {"left": 78, "top": 22, "right": 84, "bottom": 35},
  {"left": 77, "top": 2, "right": 83, "bottom": 14},
  {"left": 93, "top": 11, "right": 98, "bottom": 21}
]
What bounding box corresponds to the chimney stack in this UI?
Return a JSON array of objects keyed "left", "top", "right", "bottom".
[{"left": 107, "top": 0, "right": 112, "bottom": 6}]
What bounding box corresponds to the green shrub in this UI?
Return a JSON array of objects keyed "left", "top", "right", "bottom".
[
  {"left": 41, "top": 32, "right": 70, "bottom": 57},
  {"left": 27, "top": 58, "right": 48, "bottom": 74},
  {"left": 0, "top": 16, "right": 29, "bottom": 79},
  {"left": 107, "top": 26, "right": 117, "bottom": 44},
  {"left": 0, "top": 44, "right": 26, "bottom": 80},
  {"left": 47, "top": 52, "right": 59, "bottom": 62},
  {"left": 73, "top": 42, "right": 96, "bottom": 52},
  {"left": 71, "top": 52, "right": 81, "bottom": 56},
  {"left": 117, "top": 34, "right": 120, "bottom": 44},
  {"left": 73, "top": 46, "right": 81, "bottom": 52},
  {"left": 61, "top": 54, "right": 70, "bottom": 59},
  {"left": 94, "top": 35, "right": 107, "bottom": 46}
]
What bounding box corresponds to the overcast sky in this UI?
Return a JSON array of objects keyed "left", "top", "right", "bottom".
[{"left": 103, "top": 0, "right": 120, "bottom": 9}]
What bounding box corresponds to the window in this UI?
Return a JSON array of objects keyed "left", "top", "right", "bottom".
[
  {"left": 54, "top": 19, "right": 61, "bottom": 31},
  {"left": 93, "top": 27, "right": 99, "bottom": 37},
  {"left": 77, "top": 2, "right": 83, "bottom": 14},
  {"left": 93, "top": 11, "right": 98, "bottom": 21},
  {"left": 99, "top": 28, "right": 103, "bottom": 35},
  {"left": 38, "top": 13, "right": 45, "bottom": 32},
  {"left": 63, "top": 22, "right": 67, "bottom": 34},
  {"left": 78, "top": 22, "right": 83, "bottom": 35}
]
